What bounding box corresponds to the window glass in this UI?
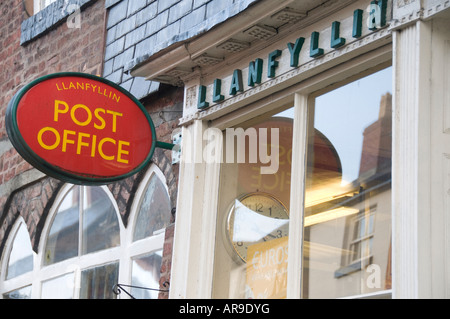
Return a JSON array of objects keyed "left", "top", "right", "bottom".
[
  {"left": 303, "top": 67, "right": 392, "bottom": 298},
  {"left": 41, "top": 273, "right": 75, "bottom": 299},
  {"left": 80, "top": 262, "right": 119, "bottom": 299},
  {"left": 134, "top": 175, "right": 171, "bottom": 242},
  {"left": 82, "top": 187, "right": 120, "bottom": 254},
  {"left": 213, "top": 108, "right": 293, "bottom": 299},
  {"left": 3, "top": 286, "right": 32, "bottom": 299},
  {"left": 6, "top": 223, "right": 33, "bottom": 280},
  {"left": 33, "top": 0, "right": 56, "bottom": 14},
  {"left": 44, "top": 186, "right": 79, "bottom": 266},
  {"left": 44, "top": 186, "right": 120, "bottom": 266},
  {"left": 131, "top": 250, "right": 163, "bottom": 299}
]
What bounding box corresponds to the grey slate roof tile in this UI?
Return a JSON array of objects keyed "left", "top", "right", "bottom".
[{"left": 103, "top": 0, "right": 259, "bottom": 99}]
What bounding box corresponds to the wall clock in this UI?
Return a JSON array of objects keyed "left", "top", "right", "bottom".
[{"left": 224, "top": 192, "right": 289, "bottom": 263}]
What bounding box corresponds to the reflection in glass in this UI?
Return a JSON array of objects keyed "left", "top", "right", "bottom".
[
  {"left": 227, "top": 194, "right": 289, "bottom": 262},
  {"left": 303, "top": 67, "right": 392, "bottom": 298},
  {"left": 41, "top": 273, "right": 75, "bottom": 299},
  {"left": 131, "top": 251, "right": 163, "bottom": 299},
  {"left": 44, "top": 186, "right": 121, "bottom": 265},
  {"left": 44, "top": 186, "right": 79, "bottom": 265},
  {"left": 213, "top": 108, "right": 293, "bottom": 299},
  {"left": 134, "top": 175, "right": 171, "bottom": 242},
  {"left": 80, "top": 262, "right": 119, "bottom": 299},
  {"left": 82, "top": 187, "right": 120, "bottom": 255},
  {"left": 6, "top": 223, "right": 33, "bottom": 280},
  {"left": 3, "top": 285, "right": 32, "bottom": 299}
]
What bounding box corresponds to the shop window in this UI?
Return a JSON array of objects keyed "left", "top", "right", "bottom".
[
  {"left": 44, "top": 186, "right": 120, "bottom": 266},
  {"left": 40, "top": 184, "right": 121, "bottom": 299},
  {"left": 303, "top": 67, "right": 392, "bottom": 298},
  {"left": 212, "top": 66, "right": 392, "bottom": 299},
  {"left": 130, "top": 251, "right": 163, "bottom": 299},
  {"left": 3, "top": 285, "right": 32, "bottom": 300},
  {"left": 6, "top": 222, "right": 33, "bottom": 280},
  {"left": 80, "top": 262, "right": 119, "bottom": 299},
  {"left": 1, "top": 173, "right": 172, "bottom": 299},
  {"left": 127, "top": 166, "right": 171, "bottom": 299},
  {"left": 0, "top": 219, "right": 34, "bottom": 299},
  {"left": 133, "top": 173, "right": 171, "bottom": 242},
  {"left": 213, "top": 108, "right": 293, "bottom": 299},
  {"left": 41, "top": 273, "right": 75, "bottom": 299}
]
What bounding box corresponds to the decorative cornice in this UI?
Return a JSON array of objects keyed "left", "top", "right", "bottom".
[
  {"left": 179, "top": 27, "right": 392, "bottom": 126},
  {"left": 390, "top": 0, "right": 450, "bottom": 31}
]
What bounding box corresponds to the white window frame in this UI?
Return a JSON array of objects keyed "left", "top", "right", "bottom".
[
  {"left": 171, "top": 43, "right": 393, "bottom": 299},
  {"left": 33, "top": 184, "right": 125, "bottom": 299},
  {"left": 290, "top": 66, "right": 393, "bottom": 300},
  {"left": 0, "top": 217, "right": 35, "bottom": 298},
  {"left": 33, "top": 0, "right": 56, "bottom": 14},
  {"left": 117, "top": 164, "right": 169, "bottom": 299},
  {"left": 1, "top": 165, "right": 171, "bottom": 299}
]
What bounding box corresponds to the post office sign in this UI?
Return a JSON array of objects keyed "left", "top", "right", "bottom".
[{"left": 6, "top": 73, "right": 157, "bottom": 185}]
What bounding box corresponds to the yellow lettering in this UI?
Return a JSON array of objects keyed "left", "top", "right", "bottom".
[
  {"left": 71, "top": 104, "right": 92, "bottom": 126},
  {"left": 37, "top": 127, "right": 60, "bottom": 150},
  {"left": 54, "top": 100, "right": 69, "bottom": 122},
  {"left": 36, "top": 126, "right": 132, "bottom": 166},
  {"left": 62, "top": 130, "right": 76, "bottom": 152},
  {"left": 98, "top": 137, "right": 116, "bottom": 161},
  {"left": 106, "top": 110, "right": 123, "bottom": 133},
  {"left": 94, "top": 108, "right": 106, "bottom": 130},
  {"left": 117, "top": 140, "right": 130, "bottom": 164},
  {"left": 77, "top": 133, "right": 90, "bottom": 155},
  {"left": 91, "top": 134, "right": 97, "bottom": 157}
]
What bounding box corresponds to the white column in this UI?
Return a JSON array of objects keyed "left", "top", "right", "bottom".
[
  {"left": 392, "top": 20, "right": 431, "bottom": 299},
  {"left": 392, "top": 16, "right": 450, "bottom": 298},
  {"left": 169, "top": 120, "right": 222, "bottom": 298},
  {"left": 286, "top": 94, "right": 308, "bottom": 299}
]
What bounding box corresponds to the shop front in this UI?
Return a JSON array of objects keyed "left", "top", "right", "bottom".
[{"left": 130, "top": 0, "right": 450, "bottom": 298}]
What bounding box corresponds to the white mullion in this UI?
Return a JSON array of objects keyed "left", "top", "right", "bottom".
[
  {"left": 286, "top": 93, "right": 309, "bottom": 299},
  {"left": 78, "top": 186, "right": 84, "bottom": 258}
]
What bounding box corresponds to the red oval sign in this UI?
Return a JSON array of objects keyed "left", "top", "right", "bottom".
[{"left": 6, "top": 73, "right": 156, "bottom": 185}]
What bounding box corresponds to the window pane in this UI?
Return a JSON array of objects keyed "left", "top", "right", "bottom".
[
  {"left": 44, "top": 187, "right": 79, "bottom": 266},
  {"left": 303, "top": 67, "right": 392, "bottom": 298},
  {"left": 213, "top": 108, "right": 293, "bottom": 299},
  {"left": 41, "top": 273, "right": 75, "bottom": 299},
  {"left": 6, "top": 224, "right": 33, "bottom": 280},
  {"left": 3, "top": 286, "right": 32, "bottom": 299},
  {"left": 134, "top": 175, "right": 171, "bottom": 242},
  {"left": 131, "top": 250, "right": 163, "bottom": 299},
  {"left": 82, "top": 187, "right": 120, "bottom": 255},
  {"left": 80, "top": 262, "right": 119, "bottom": 299}
]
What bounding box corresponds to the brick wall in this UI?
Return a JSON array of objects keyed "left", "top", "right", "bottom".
[
  {"left": 142, "top": 85, "right": 183, "bottom": 299},
  {"left": 0, "top": 0, "right": 107, "bottom": 257},
  {"left": 0, "top": 0, "right": 107, "bottom": 244},
  {"left": 1, "top": 0, "right": 182, "bottom": 299},
  {"left": 0, "top": 0, "right": 106, "bottom": 186}
]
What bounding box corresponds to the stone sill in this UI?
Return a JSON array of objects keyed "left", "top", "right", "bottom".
[{"left": 20, "top": 0, "right": 95, "bottom": 45}]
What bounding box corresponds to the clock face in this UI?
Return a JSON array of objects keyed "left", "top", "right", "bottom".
[{"left": 226, "top": 193, "right": 289, "bottom": 262}]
